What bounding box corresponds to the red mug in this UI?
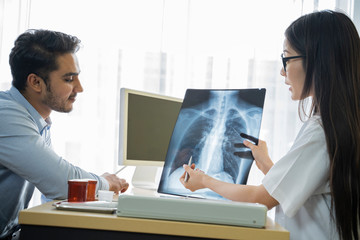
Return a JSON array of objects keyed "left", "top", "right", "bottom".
[
  {"left": 86, "top": 179, "right": 97, "bottom": 201},
  {"left": 67, "top": 179, "right": 88, "bottom": 202}
]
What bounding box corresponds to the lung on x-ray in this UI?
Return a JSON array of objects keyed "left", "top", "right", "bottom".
[{"left": 158, "top": 89, "right": 266, "bottom": 200}]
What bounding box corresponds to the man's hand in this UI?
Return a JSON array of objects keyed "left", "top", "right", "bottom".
[{"left": 101, "top": 173, "right": 129, "bottom": 193}]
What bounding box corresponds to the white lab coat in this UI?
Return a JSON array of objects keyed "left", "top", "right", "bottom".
[{"left": 263, "top": 115, "right": 339, "bottom": 240}]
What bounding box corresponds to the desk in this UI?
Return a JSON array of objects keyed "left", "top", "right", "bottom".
[
  {"left": 19, "top": 167, "right": 289, "bottom": 239},
  {"left": 19, "top": 201, "right": 289, "bottom": 240}
]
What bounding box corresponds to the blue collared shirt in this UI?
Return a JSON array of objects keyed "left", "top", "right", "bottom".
[{"left": 0, "top": 87, "right": 109, "bottom": 237}]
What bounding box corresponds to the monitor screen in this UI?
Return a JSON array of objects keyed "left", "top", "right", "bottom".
[{"left": 118, "top": 88, "right": 183, "bottom": 167}]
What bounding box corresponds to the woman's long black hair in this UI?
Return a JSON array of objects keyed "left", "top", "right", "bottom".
[{"left": 286, "top": 10, "right": 360, "bottom": 240}]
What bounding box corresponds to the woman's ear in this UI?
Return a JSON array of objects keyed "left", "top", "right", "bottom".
[{"left": 26, "top": 73, "right": 43, "bottom": 93}]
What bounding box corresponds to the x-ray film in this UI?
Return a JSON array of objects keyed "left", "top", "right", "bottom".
[{"left": 158, "top": 89, "right": 266, "bottom": 200}]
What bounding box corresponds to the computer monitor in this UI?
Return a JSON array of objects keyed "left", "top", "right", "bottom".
[{"left": 118, "top": 88, "right": 182, "bottom": 189}]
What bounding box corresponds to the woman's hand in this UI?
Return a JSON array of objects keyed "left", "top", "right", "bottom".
[
  {"left": 179, "top": 163, "right": 209, "bottom": 192},
  {"left": 243, "top": 139, "right": 274, "bottom": 175}
]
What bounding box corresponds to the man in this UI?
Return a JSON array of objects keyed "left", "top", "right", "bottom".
[{"left": 0, "top": 29, "right": 129, "bottom": 239}]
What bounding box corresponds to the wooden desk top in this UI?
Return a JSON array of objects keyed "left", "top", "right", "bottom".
[{"left": 19, "top": 200, "right": 289, "bottom": 240}]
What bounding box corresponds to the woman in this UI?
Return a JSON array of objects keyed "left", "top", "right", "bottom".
[{"left": 180, "top": 10, "right": 360, "bottom": 240}]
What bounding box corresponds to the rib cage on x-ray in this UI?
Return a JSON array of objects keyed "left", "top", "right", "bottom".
[{"left": 158, "top": 89, "right": 265, "bottom": 200}]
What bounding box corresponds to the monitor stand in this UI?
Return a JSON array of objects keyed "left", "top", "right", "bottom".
[{"left": 131, "top": 166, "right": 163, "bottom": 190}]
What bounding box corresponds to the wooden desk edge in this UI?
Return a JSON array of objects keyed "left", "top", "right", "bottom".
[{"left": 19, "top": 201, "right": 289, "bottom": 240}]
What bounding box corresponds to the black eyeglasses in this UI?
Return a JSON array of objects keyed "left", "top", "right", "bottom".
[{"left": 281, "top": 53, "right": 305, "bottom": 72}]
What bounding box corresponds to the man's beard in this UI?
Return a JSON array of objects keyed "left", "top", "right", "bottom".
[{"left": 43, "top": 84, "right": 73, "bottom": 113}]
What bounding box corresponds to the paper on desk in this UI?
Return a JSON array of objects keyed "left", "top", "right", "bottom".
[{"left": 53, "top": 201, "right": 117, "bottom": 214}]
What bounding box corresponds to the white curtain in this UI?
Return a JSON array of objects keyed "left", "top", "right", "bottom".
[{"left": 0, "top": 0, "right": 356, "bottom": 207}]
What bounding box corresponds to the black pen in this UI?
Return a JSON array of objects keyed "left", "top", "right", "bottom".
[
  {"left": 231, "top": 127, "right": 259, "bottom": 145},
  {"left": 184, "top": 156, "right": 192, "bottom": 182}
]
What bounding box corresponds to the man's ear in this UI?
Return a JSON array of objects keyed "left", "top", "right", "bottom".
[{"left": 27, "top": 73, "right": 43, "bottom": 93}]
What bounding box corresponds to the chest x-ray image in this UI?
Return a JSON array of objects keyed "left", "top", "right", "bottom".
[{"left": 158, "top": 89, "right": 266, "bottom": 200}]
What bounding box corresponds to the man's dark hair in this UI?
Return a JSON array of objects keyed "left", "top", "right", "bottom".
[{"left": 9, "top": 29, "right": 81, "bottom": 91}]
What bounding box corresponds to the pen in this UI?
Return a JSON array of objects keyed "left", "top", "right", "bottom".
[
  {"left": 184, "top": 156, "right": 192, "bottom": 182},
  {"left": 232, "top": 127, "right": 259, "bottom": 145},
  {"left": 114, "top": 166, "right": 127, "bottom": 175}
]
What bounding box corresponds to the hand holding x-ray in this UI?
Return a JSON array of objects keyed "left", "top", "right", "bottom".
[
  {"left": 233, "top": 133, "right": 258, "bottom": 159},
  {"left": 235, "top": 134, "right": 274, "bottom": 175},
  {"left": 180, "top": 163, "right": 207, "bottom": 192}
]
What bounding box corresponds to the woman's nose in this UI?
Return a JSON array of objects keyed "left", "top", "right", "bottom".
[{"left": 280, "top": 67, "right": 286, "bottom": 76}]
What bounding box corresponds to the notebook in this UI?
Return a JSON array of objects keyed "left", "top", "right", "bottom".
[{"left": 158, "top": 88, "right": 266, "bottom": 200}]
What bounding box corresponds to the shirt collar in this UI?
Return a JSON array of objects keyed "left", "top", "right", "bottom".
[{"left": 9, "top": 86, "right": 51, "bottom": 134}]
